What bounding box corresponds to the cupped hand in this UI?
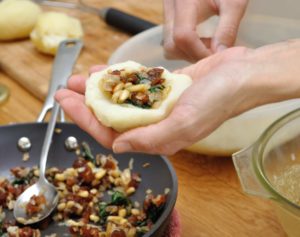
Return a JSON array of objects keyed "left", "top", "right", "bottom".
[
  {"left": 113, "top": 47, "right": 253, "bottom": 155},
  {"left": 56, "top": 40, "right": 300, "bottom": 156},
  {"left": 163, "top": 0, "right": 248, "bottom": 61},
  {"left": 55, "top": 47, "right": 254, "bottom": 155}
]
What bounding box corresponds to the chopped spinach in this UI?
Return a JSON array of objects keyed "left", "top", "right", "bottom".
[
  {"left": 12, "top": 169, "right": 34, "bottom": 186},
  {"left": 12, "top": 178, "right": 27, "bottom": 185},
  {"left": 136, "top": 227, "right": 149, "bottom": 237},
  {"left": 135, "top": 73, "right": 149, "bottom": 84},
  {"left": 125, "top": 99, "right": 151, "bottom": 109},
  {"left": 148, "top": 85, "right": 165, "bottom": 93},
  {"left": 99, "top": 203, "right": 108, "bottom": 223},
  {"left": 81, "top": 142, "right": 95, "bottom": 163},
  {"left": 136, "top": 220, "right": 147, "bottom": 227},
  {"left": 0, "top": 220, "right": 4, "bottom": 236},
  {"left": 111, "top": 191, "right": 130, "bottom": 206},
  {"left": 146, "top": 202, "right": 166, "bottom": 223}
]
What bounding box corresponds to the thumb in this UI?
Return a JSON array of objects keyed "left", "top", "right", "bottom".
[{"left": 212, "top": 0, "right": 248, "bottom": 52}]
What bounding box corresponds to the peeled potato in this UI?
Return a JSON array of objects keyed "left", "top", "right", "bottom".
[
  {"left": 0, "top": 0, "right": 41, "bottom": 40},
  {"left": 85, "top": 61, "right": 192, "bottom": 132},
  {"left": 30, "top": 12, "right": 83, "bottom": 55}
]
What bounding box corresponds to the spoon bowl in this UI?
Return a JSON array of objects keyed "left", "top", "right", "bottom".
[{"left": 13, "top": 180, "right": 58, "bottom": 225}]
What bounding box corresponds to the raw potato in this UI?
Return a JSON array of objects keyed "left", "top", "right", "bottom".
[
  {"left": 0, "top": 0, "right": 41, "bottom": 40},
  {"left": 86, "top": 61, "right": 192, "bottom": 132},
  {"left": 30, "top": 12, "right": 83, "bottom": 55}
]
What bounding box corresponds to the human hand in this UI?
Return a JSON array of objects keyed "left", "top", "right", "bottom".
[
  {"left": 163, "top": 0, "right": 248, "bottom": 61},
  {"left": 56, "top": 40, "right": 300, "bottom": 156}
]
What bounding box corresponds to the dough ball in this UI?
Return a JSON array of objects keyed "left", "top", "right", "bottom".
[
  {"left": 0, "top": 0, "right": 41, "bottom": 40},
  {"left": 30, "top": 12, "right": 83, "bottom": 55},
  {"left": 85, "top": 61, "right": 192, "bottom": 132}
]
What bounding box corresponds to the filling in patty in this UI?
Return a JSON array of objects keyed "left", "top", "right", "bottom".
[{"left": 100, "top": 67, "right": 171, "bottom": 109}]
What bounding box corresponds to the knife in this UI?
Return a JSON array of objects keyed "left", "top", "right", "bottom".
[{"left": 36, "top": 0, "right": 157, "bottom": 35}]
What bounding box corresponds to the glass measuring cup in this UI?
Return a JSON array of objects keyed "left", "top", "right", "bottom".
[{"left": 233, "top": 108, "right": 300, "bottom": 237}]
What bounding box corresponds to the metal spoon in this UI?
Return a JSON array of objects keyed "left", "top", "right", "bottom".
[
  {"left": 14, "top": 100, "right": 61, "bottom": 225},
  {"left": 13, "top": 39, "right": 82, "bottom": 224}
]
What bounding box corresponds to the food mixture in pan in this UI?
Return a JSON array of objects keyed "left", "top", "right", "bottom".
[
  {"left": 0, "top": 142, "right": 167, "bottom": 237},
  {"left": 101, "top": 68, "right": 171, "bottom": 109}
]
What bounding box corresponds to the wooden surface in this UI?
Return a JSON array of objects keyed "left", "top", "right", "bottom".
[
  {"left": 0, "top": 0, "right": 162, "bottom": 100},
  {"left": 0, "top": 0, "right": 287, "bottom": 236}
]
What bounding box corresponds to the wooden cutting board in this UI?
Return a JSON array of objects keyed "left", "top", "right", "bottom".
[{"left": 0, "top": 0, "right": 163, "bottom": 100}]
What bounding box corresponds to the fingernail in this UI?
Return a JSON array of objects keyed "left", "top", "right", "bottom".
[
  {"left": 217, "top": 44, "right": 228, "bottom": 52},
  {"left": 113, "top": 142, "right": 132, "bottom": 153}
]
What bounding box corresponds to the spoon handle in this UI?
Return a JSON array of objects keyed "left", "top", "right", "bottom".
[
  {"left": 39, "top": 98, "right": 61, "bottom": 181},
  {"left": 37, "top": 39, "right": 83, "bottom": 123}
]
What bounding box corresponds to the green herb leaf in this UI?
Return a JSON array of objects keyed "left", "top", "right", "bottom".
[
  {"left": 146, "top": 202, "right": 166, "bottom": 223},
  {"left": 81, "top": 142, "right": 95, "bottom": 163},
  {"left": 0, "top": 220, "right": 4, "bottom": 236},
  {"left": 99, "top": 203, "right": 108, "bottom": 223},
  {"left": 136, "top": 220, "right": 147, "bottom": 227},
  {"left": 148, "top": 85, "right": 165, "bottom": 93},
  {"left": 125, "top": 99, "right": 151, "bottom": 109},
  {"left": 110, "top": 191, "right": 130, "bottom": 206},
  {"left": 136, "top": 226, "right": 149, "bottom": 237},
  {"left": 135, "top": 73, "right": 149, "bottom": 84},
  {"left": 12, "top": 178, "right": 27, "bottom": 185}
]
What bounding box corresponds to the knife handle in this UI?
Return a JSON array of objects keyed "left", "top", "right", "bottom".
[{"left": 102, "top": 8, "right": 157, "bottom": 35}]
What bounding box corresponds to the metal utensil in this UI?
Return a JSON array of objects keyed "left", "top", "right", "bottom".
[
  {"left": 13, "top": 39, "right": 83, "bottom": 224},
  {"left": 36, "top": 0, "right": 157, "bottom": 35},
  {"left": 13, "top": 99, "right": 61, "bottom": 225}
]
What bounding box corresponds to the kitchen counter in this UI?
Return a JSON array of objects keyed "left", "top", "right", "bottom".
[{"left": 0, "top": 0, "right": 287, "bottom": 236}]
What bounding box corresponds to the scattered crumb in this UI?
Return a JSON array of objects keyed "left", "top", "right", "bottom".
[
  {"left": 164, "top": 188, "right": 170, "bottom": 195},
  {"left": 75, "top": 149, "right": 80, "bottom": 156},
  {"left": 134, "top": 201, "right": 140, "bottom": 208},
  {"left": 146, "top": 189, "right": 152, "bottom": 195},
  {"left": 22, "top": 152, "right": 30, "bottom": 162},
  {"left": 142, "top": 162, "right": 150, "bottom": 168},
  {"left": 129, "top": 158, "right": 134, "bottom": 170},
  {"left": 54, "top": 128, "right": 62, "bottom": 134}
]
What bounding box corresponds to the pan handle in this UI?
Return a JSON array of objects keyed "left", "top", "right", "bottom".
[{"left": 37, "top": 39, "right": 83, "bottom": 123}]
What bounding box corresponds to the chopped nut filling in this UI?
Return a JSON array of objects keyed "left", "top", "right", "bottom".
[{"left": 101, "top": 68, "right": 171, "bottom": 109}]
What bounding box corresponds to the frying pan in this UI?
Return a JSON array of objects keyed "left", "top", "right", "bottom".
[{"left": 0, "top": 40, "right": 178, "bottom": 236}]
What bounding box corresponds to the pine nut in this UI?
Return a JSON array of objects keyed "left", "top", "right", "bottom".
[
  {"left": 131, "top": 208, "right": 140, "bottom": 216},
  {"left": 126, "top": 187, "right": 136, "bottom": 195},
  {"left": 118, "top": 89, "right": 130, "bottom": 103},
  {"left": 78, "top": 190, "right": 89, "bottom": 198},
  {"left": 57, "top": 202, "right": 66, "bottom": 211},
  {"left": 118, "top": 209, "right": 126, "bottom": 217},
  {"left": 112, "top": 90, "right": 122, "bottom": 103},
  {"left": 55, "top": 173, "right": 65, "bottom": 181},
  {"left": 127, "top": 84, "right": 149, "bottom": 92},
  {"left": 95, "top": 169, "right": 106, "bottom": 180},
  {"left": 89, "top": 214, "right": 100, "bottom": 223},
  {"left": 113, "top": 82, "right": 124, "bottom": 92}
]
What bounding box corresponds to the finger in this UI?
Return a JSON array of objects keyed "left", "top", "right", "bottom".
[
  {"left": 67, "top": 65, "right": 107, "bottom": 94},
  {"left": 55, "top": 89, "right": 119, "bottom": 149},
  {"left": 112, "top": 104, "right": 199, "bottom": 155},
  {"left": 173, "top": 0, "right": 214, "bottom": 60},
  {"left": 163, "top": 0, "right": 189, "bottom": 60},
  {"left": 212, "top": 0, "right": 248, "bottom": 52},
  {"left": 67, "top": 75, "right": 87, "bottom": 94},
  {"left": 89, "top": 65, "right": 107, "bottom": 74}
]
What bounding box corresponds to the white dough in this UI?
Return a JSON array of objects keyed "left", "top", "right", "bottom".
[
  {"left": 0, "top": 0, "right": 41, "bottom": 40},
  {"left": 30, "top": 12, "right": 83, "bottom": 55},
  {"left": 86, "top": 61, "right": 192, "bottom": 132}
]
